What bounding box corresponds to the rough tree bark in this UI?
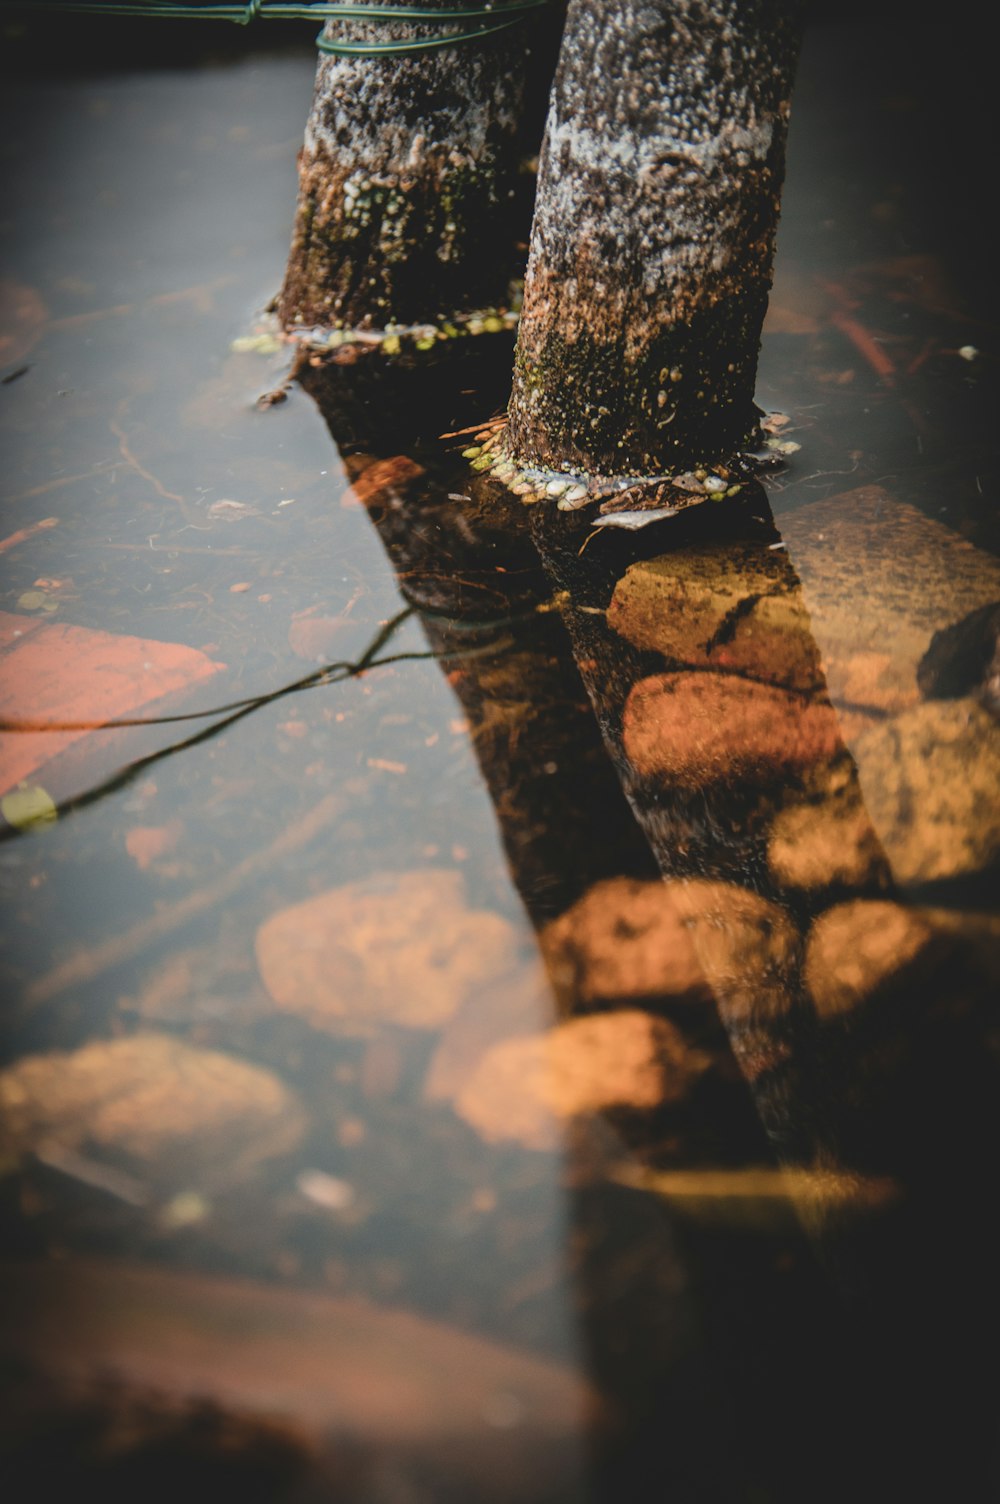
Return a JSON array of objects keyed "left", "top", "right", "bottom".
[
  {"left": 278, "top": 3, "right": 557, "bottom": 342},
  {"left": 505, "top": 0, "right": 803, "bottom": 481}
]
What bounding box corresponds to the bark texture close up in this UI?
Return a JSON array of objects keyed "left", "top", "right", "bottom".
[
  {"left": 507, "top": 0, "right": 803, "bottom": 477},
  {"left": 279, "top": 4, "right": 551, "bottom": 333}
]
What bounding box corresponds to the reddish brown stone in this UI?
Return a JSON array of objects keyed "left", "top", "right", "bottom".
[
  {"left": 768, "top": 787, "right": 888, "bottom": 893},
  {"left": 0, "top": 1257, "right": 592, "bottom": 1502},
  {"left": 622, "top": 672, "right": 843, "bottom": 789},
  {"left": 256, "top": 869, "right": 523, "bottom": 1036},
  {"left": 423, "top": 961, "right": 557, "bottom": 1105},
  {"left": 539, "top": 876, "right": 709, "bottom": 1011},
  {"left": 851, "top": 698, "right": 1000, "bottom": 885},
  {"left": 607, "top": 545, "right": 822, "bottom": 694},
  {"left": 804, "top": 900, "right": 942, "bottom": 1018},
  {"left": 668, "top": 880, "right": 803, "bottom": 1030},
  {"left": 454, "top": 1010, "right": 710, "bottom": 1152},
  {"left": 780, "top": 486, "right": 1000, "bottom": 716}
]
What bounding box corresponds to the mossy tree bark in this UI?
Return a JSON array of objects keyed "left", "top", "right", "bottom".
[
  {"left": 506, "top": 0, "right": 803, "bottom": 477},
  {"left": 279, "top": 4, "right": 558, "bottom": 335}
]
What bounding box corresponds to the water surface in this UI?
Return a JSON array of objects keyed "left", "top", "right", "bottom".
[{"left": 1, "top": 14, "right": 998, "bottom": 1503}]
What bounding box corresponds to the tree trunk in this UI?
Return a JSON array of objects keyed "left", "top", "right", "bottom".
[
  {"left": 506, "top": 0, "right": 803, "bottom": 479},
  {"left": 278, "top": 3, "right": 557, "bottom": 343}
]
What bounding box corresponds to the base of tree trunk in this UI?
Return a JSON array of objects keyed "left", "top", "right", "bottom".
[{"left": 462, "top": 411, "right": 795, "bottom": 529}]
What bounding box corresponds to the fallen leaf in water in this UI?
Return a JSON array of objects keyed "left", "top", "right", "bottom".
[
  {"left": 296, "top": 1168, "right": 355, "bottom": 1211},
  {"left": 207, "top": 498, "right": 258, "bottom": 521},
  {"left": 288, "top": 611, "right": 349, "bottom": 662},
  {"left": 347, "top": 455, "right": 425, "bottom": 506},
  {"left": 1, "top": 783, "right": 57, "bottom": 831},
  {"left": 0, "top": 611, "right": 225, "bottom": 796},
  {"left": 16, "top": 590, "right": 58, "bottom": 614},
  {"left": 158, "top": 1189, "right": 211, "bottom": 1229},
  {"left": 592, "top": 507, "right": 679, "bottom": 530},
  {"left": 230, "top": 332, "right": 283, "bottom": 355}
]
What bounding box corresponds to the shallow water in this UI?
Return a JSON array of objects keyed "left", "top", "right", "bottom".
[{"left": 1, "top": 13, "right": 998, "bottom": 1504}]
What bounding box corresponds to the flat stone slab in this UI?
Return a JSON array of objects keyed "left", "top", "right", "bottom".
[
  {"left": 0, "top": 610, "right": 225, "bottom": 797},
  {"left": 779, "top": 486, "right": 1000, "bottom": 715},
  {"left": 0, "top": 1257, "right": 591, "bottom": 1502}
]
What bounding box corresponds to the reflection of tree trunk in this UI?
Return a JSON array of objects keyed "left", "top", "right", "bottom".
[
  {"left": 299, "top": 358, "right": 659, "bottom": 923},
  {"left": 526, "top": 489, "right": 849, "bottom": 882},
  {"left": 299, "top": 364, "right": 880, "bottom": 1501},
  {"left": 506, "top": 0, "right": 803, "bottom": 476},
  {"left": 279, "top": 4, "right": 558, "bottom": 336}
]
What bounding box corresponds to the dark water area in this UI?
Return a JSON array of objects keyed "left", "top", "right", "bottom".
[{"left": 1, "top": 11, "right": 998, "bottom": 1504}]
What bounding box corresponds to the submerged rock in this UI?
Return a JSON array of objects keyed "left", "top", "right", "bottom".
[
  {"left": 534, "top": 877, "right": 803, "bottom": 1042},
  {"left": 917, "top": 599, "right": 1000, "bottom": 711},
  {"left": 607, "top": 490, "right": 1000, "bottom": 730},
  {"left": 668, "top": 880, "right": 803, "bottom": 1030},
  {"left": 454, "top": 1010, "right": 711, "bottom": 1152},
  {"left": 0, "top": 1033, "right": 304, "bottom": 1183},
  {"left": 607, "top": 543, "right": 823, "bottom": 693},
  {"left": 851, "top": 698, "right": 1000, "bottom": 885},
  {"left": 768, "top": 762, "right": 889, "bottom": 893},
  {"left": 423, "top": 960, "right": 557, "bottom": 1105},
  {"left": 539, "top": 876, "right": 711, "bottom": 1012},
  {"left": 804, "top": 900, "right": 946, "bottom": 1019},
  {"left": 622, "top": 671, "right": 843, "bottom": 790},
  {"left": 256, "top": 869, "right": 522, "bottom": 1035},
  {"left": 0, "top": 1257, "right": 592, "bottom": 1504},
  {"left": 780, "top": 486, "right": 1000, "bottom": 716}
]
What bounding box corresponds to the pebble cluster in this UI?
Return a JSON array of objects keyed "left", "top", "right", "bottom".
[{"left": 461, "top": 416, "right": 797, "bottom": 526}]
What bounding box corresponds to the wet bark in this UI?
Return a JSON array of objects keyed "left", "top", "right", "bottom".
[
  {"left": 507, "top": 0, "right": 803, "bottom": 477},
  {"left": 278, "top": 4, "right": 558, "bottom": 336}
]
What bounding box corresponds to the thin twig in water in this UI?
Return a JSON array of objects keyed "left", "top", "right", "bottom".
[
  {"left": 0, "top": 607, "right": 417, "bottom": 736},
  {"left": 5, "top": 460, "right": 119, "bottom": 506},
  {"left": 0, "top": 609, "right": 417, "bottom": 841},
  {"left": 110, "top": 400, "right": 191, "bottom": 518},
  {"left": 0, "top": 516, "right": 58, "bottom": 555}
]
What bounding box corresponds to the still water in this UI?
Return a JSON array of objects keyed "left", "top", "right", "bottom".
[{"left": 1, "top": 12, "right": 998, "bottom": 1503}]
